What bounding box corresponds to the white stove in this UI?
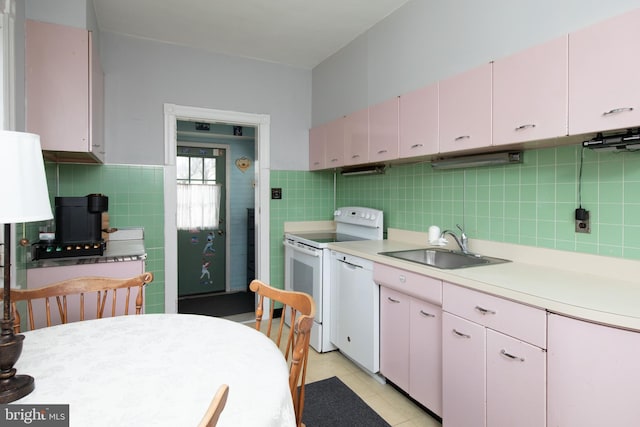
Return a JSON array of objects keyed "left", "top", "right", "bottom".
[{"left": 283, "top": 207, "right": 383, "bottom": 352}]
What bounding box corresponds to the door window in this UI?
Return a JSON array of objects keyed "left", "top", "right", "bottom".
[{"left": 176, "top": 147, "right": 222, "bottom": 230}]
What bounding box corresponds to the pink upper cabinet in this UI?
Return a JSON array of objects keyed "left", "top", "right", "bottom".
[
  {"left": 26, "top": 20, "right": 104, "bottom": 162},
  {"left": 344, "top": 108, "right": 369, "bottom": 166},
  {"left": 369, "top": 97, "right": 399, "bottom": 162},
  {"left": 399, "top": 83, "right": 438, "bottom": 158},
  {"left": 439, "top": 63, "right": 492, "bottom": 153},
  {"left": 308, "top": 125, "right": 325, "bottom": 170},
  {"left": 569, "top": 8, "right": 640, "bottom": 135},
  {"left": 493, "top": 36, "right": 568, "bottom": 146},
  {"left": 324, "top": 117, "right": 345, "bottom": 168}
]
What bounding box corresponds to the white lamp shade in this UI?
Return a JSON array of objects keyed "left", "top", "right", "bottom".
[{"left": 0, "top": 130, "right": 53, "bottom": 223}]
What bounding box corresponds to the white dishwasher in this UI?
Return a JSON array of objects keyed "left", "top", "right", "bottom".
[{"left": 330, "top": 250, "right": 380, "bottom": 374}]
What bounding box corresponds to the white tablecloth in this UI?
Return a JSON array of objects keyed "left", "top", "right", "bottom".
[{"left": 14, "top": 313, "right": 296, "bottom": 427}]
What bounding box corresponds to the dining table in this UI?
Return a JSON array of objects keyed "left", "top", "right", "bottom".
[{"left": 13, "top": 313, "right": 296, "bottom": 426}]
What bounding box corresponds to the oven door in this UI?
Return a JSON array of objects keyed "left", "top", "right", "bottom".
[{"left": 283, "top": 238, "right": 323, "bottom": 324}]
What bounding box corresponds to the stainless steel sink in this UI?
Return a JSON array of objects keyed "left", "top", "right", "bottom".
[{"left": 378, "top": 248, "right": 510, "bottom": 269}]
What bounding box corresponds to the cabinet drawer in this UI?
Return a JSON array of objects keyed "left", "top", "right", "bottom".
[
  {"left": 374, "top": 263, "right": 442, "bottom": 305},
  {"left": 443, "top": 282, "right": 546, "bottom": 348}
]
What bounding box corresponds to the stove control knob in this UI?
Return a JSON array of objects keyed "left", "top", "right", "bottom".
[
  {"left": 334, "top": 210, "right": 341, "bottom": 216},
  {"left": 370, "top": 214, "right": 376, "bottom": 221}
]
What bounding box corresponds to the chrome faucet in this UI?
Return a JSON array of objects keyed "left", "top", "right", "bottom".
[{"left": 441, "top": 224, "right": 470, "bottom": 254}]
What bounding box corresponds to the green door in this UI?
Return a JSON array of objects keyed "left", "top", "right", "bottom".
[{"left": 177, "top": 146, "right": 226, "bottom": 296}]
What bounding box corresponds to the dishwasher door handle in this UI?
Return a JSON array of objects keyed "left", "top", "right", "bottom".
[{"left": 337, "top": 259, "right": 363, "bottom": 269}]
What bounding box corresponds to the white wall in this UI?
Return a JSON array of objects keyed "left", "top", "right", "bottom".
[
  {"left": 25, "top": 0, "right": 89, "bottom": 30},
  {"left": 312, "top": 0, "right": 640, "bottom": 126},
  {"left": 101, "top": 32, "right": 311, "bottom": 169}
]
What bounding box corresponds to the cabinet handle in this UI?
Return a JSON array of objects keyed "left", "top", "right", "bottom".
[
  {"left": 602, "top": 107, "right": 634, "bottom": 116},
  {"left": 398, "top": 275, "right": 406, "bottom": 283},
  {"left": 454, "top": 135, "right": 470, "bottom": 141},
  {"left": 351, "top": 154, "right": 360, "bottom": 159},
  {"left": 475, "top": 305, "right": 496, "bottom": 315},
  {"left": 387, "top": 297, "right": 400, "bottom": 304},
  {"left": 419, "top": 310, "right": 435, "bottom": 318},
  {"left": 452, "top": 328, "right": 471, "bottom": 339},
  {"left": 410, "top": 143, "right": 424, "bottom": 149},
  {"left": 377, "top": 149, "right": 388, "bottom": 155},
  {"left": 331, "top": 158, "right": 339, "bottom": 162},
  {"left": 514, "top": 124, "right": 536, "bottom": 131},
  {"left": 500, "top": 349, "right": 525, "bottom": 362},
  {"left": 313, "top": 161, "right": 320, "bottom": 166}
]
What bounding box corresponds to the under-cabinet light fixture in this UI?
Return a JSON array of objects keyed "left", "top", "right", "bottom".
[
  {"left": 340, "top": 164, "right": 386, "bottom": 176},
  {"left": 582, "top": 129, "right": 640, "bottom": 151},
  {"left": 431, "top": 151, "right": 523, "bottom": 170}
]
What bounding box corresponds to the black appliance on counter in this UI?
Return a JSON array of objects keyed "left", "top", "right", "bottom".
[{"left": 32, "top": 194, "right": 109, "bottom": 260}]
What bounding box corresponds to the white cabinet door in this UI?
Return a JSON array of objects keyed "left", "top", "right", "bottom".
[
  {"left": 380, "top": 286, "right": 410, "bottom": 391},
  {"left": 486, "top": 329, "right": 546, "bottom": 427},
  {"left": 568, "top": 8, "right": 640, "bottom": 135},
  {"left": 442, "top": 312, "right": 486, "bottom": 427},
  {"left": 548, "top": 313, "right": 640, "bottom": 426},
  {"left": 410, "top": 298, "right": 442, "bottom": 416}
]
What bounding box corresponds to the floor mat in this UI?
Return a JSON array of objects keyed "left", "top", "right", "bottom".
[
  {"left": 177, "top": 291, "right": 255, "bottom": 317},
  {"left": 302, "top": 376, "right": 391, "bottom": 427}
]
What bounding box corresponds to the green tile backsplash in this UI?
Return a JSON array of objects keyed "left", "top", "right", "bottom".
[
  {"left": 335, "top": 145, "right": 640, "bottom": 259},
  {"left": 269, "top": 145, "right": 640, "bottom": 291},
  {"left": 35, "top": 163, "right": 165, "bottom": 313},
  {"left": 269, "top": 170, "right": 335, "bottom": 287}
]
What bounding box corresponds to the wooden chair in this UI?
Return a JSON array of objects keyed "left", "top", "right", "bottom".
[
  {"left": 197, "top": 384, "right": 229, "bottom": 427},
  {"left": 0, "top": 272, "right": 154, "bottom": 333},
  {"left": 249, "top": 279, "right": 315, "bottom": 427}
]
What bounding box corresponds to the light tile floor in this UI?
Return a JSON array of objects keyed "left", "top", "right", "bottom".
[{"left": 227, "top": 312, "right": 441, "bottom": 426}]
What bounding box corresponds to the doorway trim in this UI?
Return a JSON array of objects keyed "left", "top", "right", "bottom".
[{"left": 163, "top": 103, "right": 270, "bottom": 313}]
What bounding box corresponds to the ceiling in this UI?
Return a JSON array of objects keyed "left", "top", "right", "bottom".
[{"left": 92, "top": 0, "right": 412, "bottom": 69}]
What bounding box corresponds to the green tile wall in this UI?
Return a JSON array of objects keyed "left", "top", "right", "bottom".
[
  {"left": 335, "top": 145, "right": 640, "bottom": 260},
  {"left": 28, "top": 163, "right": 166, "bottom": 313},
  {"left": 269, "top": 170, "right": 335, "bottom": 287}
]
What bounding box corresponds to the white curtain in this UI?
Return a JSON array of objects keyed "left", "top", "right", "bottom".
[{"left": 177, "top": 183, "right": 221, "bottom": 230}]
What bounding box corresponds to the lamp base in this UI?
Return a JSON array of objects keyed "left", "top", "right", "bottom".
[
  {"left": 0, "top": 333, "right": 35, "bottom": 403},
  {"left": 0, "top": 374, "right": 34, "bottom": 403}
]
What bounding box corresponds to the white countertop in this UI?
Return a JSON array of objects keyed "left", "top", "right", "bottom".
[
  {"left": 29, "top": 228, "right": 147, "bottom": 268},
  {"left": 327, "top": 229, "right": 640, "bottom": 332}
]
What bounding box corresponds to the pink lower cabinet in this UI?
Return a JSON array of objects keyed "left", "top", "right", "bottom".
[
  {"left": 26, "top": 260, "right": 145, "bottom": 330},
  {"left": 486, "top": 329, "right": 546, "bottom": 427},
  {"left": 409, "top": 297, "right": 442, "bottom": 415},
  {"left": 377, "top": 264, "right": 442, "bottom": 416},
  {"left": 442, "top": 312, "right": 486, "bottom": 427},
  {"left": 547, "top": 313, "right": 640, "bottom": 426},
  {"left": 442, "top": 282, "right": 547, "bottom": 427},
  {"left": 380, "top": 287, "right": 410, "bottom": 391}
]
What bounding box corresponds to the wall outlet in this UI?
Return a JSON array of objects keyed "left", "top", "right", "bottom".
[{"left": 575, "top": 208, "right": 590, "bottom": 233}]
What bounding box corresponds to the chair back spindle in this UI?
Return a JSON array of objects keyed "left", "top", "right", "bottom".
[
  {"left": 0, "top": 273, "right": 154, "bottom": 333},
  {"left": 249, "top": 279, "right": 315, "bottom": 427}
]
